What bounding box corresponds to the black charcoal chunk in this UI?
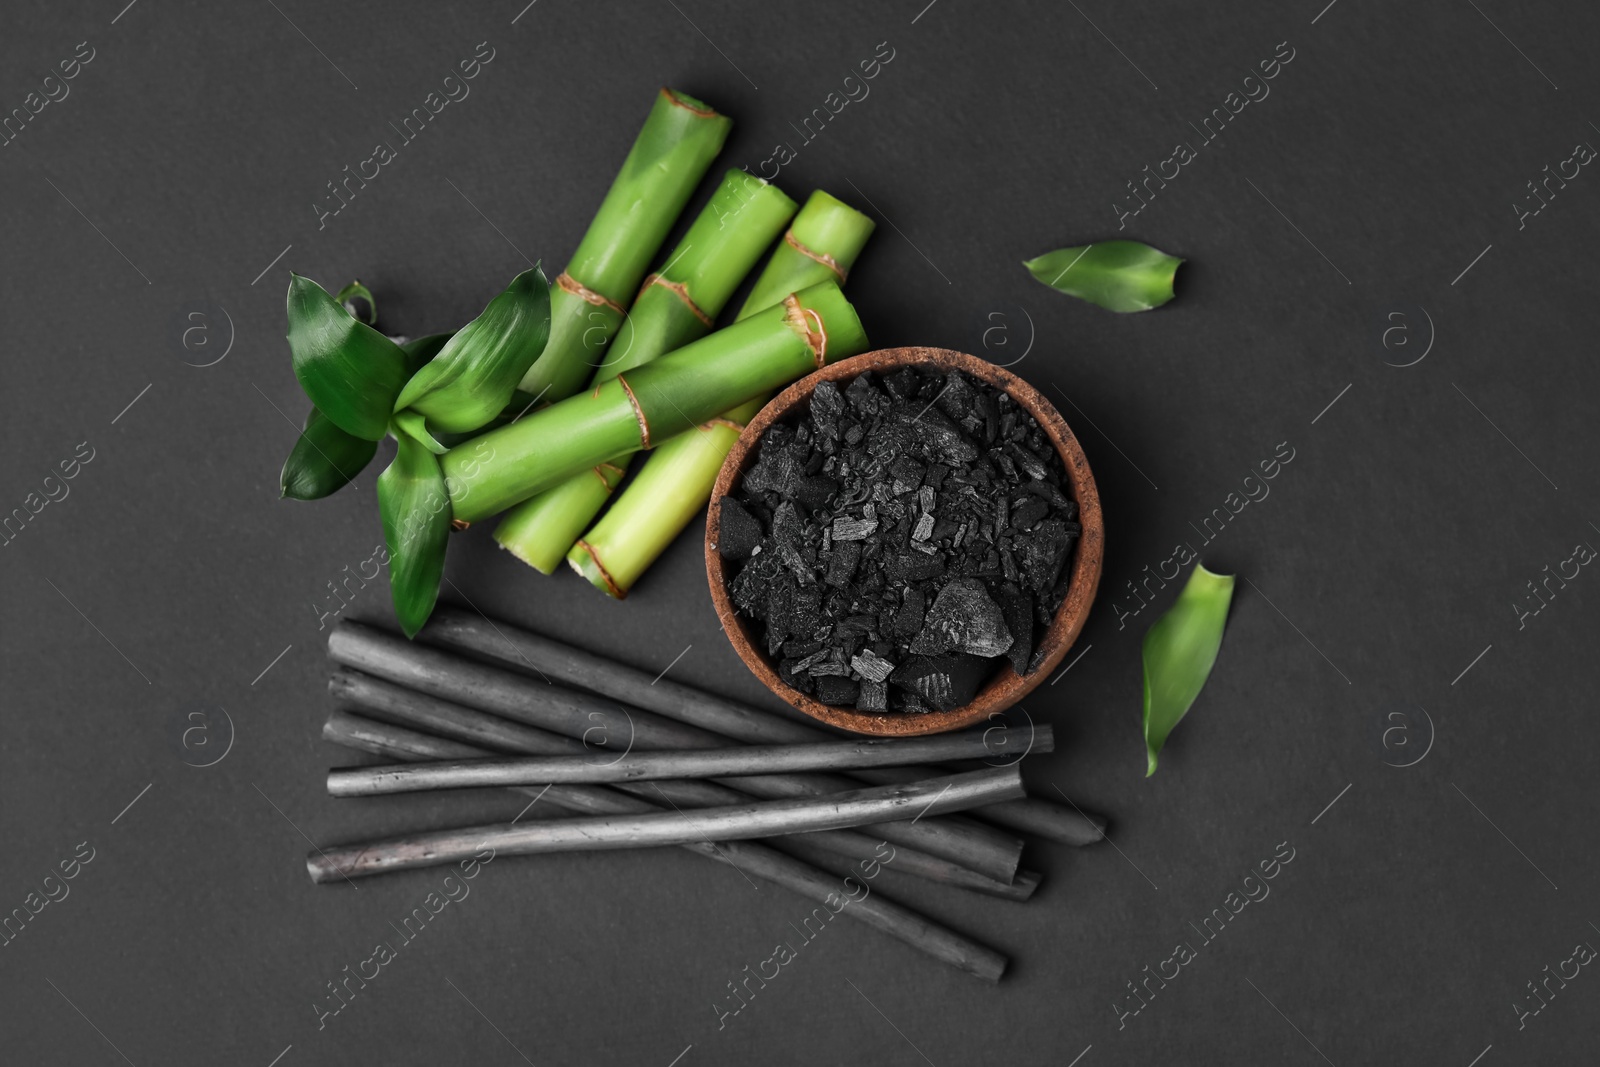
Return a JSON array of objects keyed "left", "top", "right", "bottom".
[
  {"left": 889, "top": 456, "right": 925, "bottom": 495},
  {"left": 934, "top": 373, "right": 978, "bottom": 422},
  {"left": 850, "top": 649, "right": 896, "bottom": 683},
  {"left": 1008, "top": 443, "right": 1050, "bottom": 481},
  {"left": 832, "top": 516, "right": 878, "bottom": 541},
  {"left": 845, "top": 372, "right": 883, "bottom": 416},
  {"left": 810, "top": 381, "right": 846, "bottom": 441},
  {"left": 889, "top": 653, "right": 994, "bottom": 712},
  {"left": 1009, "top": 495, "right": 1048, "bottom": 532},
  {"left": 715, "top": 497, "right": 763, "bottom": 560},
  {"left": 893, "top": 587, "right": 927, "bottom": 638},
  {"left": 885, "top": 367, "right": 923, "bottom": 400},
  {"left": 1022, "top": 478, "right": 1073, "bottom": 511},
  {"left": 794, "top": 474, "right": 839, "bottom": 511},
  {"left": 814, "top": 675, "right": 860, "bottom": 705},
  {"left": 910, "top": 405, "right": 980, "bottom": 465},
  {"left": 996, "top": 586, "right": 1035, "bottom": 675},
  {"left": 1016, "top": 518, "right": 1072, "bottom": 593},
  {"left": 825, "top": 540, "right": 862, "bottom": 587},
  {"left": 909, "top": 577, "right": 1013, "bottom": 658},
  {"left": 856, "top": 679, "right": 889, "bottom": 712}
]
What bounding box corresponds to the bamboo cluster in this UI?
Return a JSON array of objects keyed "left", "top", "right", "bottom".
[{"left": 278, "top": 87, "right": 888, "bottom": 632}]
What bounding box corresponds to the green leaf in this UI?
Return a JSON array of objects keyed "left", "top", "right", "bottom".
[
  {"left": 1024, "top": 241, "right": 1183, "bottom": 313},
  {"left": 377, "top": 428, "right": 452, "bottom": 638},
  {"left": 334, "top": 280, "right": 377, "bottom": 325},
  {"left": 400, "top": 333, "right": 453, "bottom": 377},
  {"left": 393, "top": 266, "right": 550, "bottom": 434},
  {"left": 280, "top": 407, "right": 379, "bottom": 500},
  {"left": 1142, "top": 564, "right": 1235, "bottom": 776},
  {"left": 286, "top": 273, "right": 411, "bottom": 441},
  {"left": 392, "top": 409, "right": 449, "bottom": 455}
]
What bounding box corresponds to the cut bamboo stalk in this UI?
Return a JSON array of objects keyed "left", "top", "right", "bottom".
[
  {"left": 422, "top": 606, "right": 1107, "bottom": 845},
  {"left": 327, "top": 669, "right": 1037, "bottom": 901},
  {"left": 516, "top": 89, "right": 732, "bottom": 403},
  {"left": 307, "top": 765, "right": 1022, "bottom": 882},
  {"left": 321, "top": 710, "right": 1008, "bottom": 980},
  {"left": 328, "top": 623, "right": 1025, "bottom": 883},
  {"left": 329, "top": 726, "right": 1053, "bottom": 796}
]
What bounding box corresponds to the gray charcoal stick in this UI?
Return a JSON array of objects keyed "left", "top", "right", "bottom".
[{"left": 320, "top": 710, "right": 1007, "bottom": 980}]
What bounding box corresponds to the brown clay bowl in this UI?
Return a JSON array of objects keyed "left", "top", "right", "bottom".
[{"left": 705, "top": 346, "right": 1103, "bottom": 737}]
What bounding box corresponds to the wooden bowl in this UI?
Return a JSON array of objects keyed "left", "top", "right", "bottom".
[{"left": 705, "top": 346, "right": 1103, "bottom": 737}]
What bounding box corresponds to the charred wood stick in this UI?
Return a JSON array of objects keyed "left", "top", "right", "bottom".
[
  {"left": 307, "top": 766, "right": 1024, "bottom": 884},
  {"left": 329, "top": 623, "right": 1024, "bottom": 884},
  {"left": 321, "top": 711, "right": 1008, "bottom": 980},
  {"left": 328, "top": 727, "right": 1052, "bottom": 796},
  {"left": 328, "top": 671, "right": 1037, "bottom": 901},
  {"left": 424, "top": 607, "right": 1105, "bottom": 845}
]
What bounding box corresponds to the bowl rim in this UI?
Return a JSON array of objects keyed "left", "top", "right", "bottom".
[{"left": 705, "top": 346, "right": 1104, "bottom": 737}]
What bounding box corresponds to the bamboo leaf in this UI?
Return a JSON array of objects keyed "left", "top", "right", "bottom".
[
  {"left": 1142, "top": 564, "right": 1234, "bottom": 776},
  {"left": 280, "top": 407, "right": 379, "bottom": 500},
  {"left": 377, "top": 428, "right": 452, "bottom": 638},
  {"left": 392, "top": 410, "right": 449, "bottom": 455},
  {"left": 400, "top": 333, "right": 453, "bottom": 377},
  {"left": 1024, "top": 241, "right": 1183, "bottom": 313},
  {"left": 394, "top": 266, "right": 551, "bottom": 434},
  {"left": 334, "top": 280, "right": 377, "bottom": 325},
  {"left": 286, "top": 273, "right": 411, "bottom": 441}
]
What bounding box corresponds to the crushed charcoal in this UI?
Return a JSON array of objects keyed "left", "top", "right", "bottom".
[
  {"left": 718, "top": 369, "right": 1081, "bottom": 712},
  {"left": 715, "top": 497, "right": 764, "bottom": 560}
]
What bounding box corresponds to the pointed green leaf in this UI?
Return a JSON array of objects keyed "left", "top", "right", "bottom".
[
  {"left": 393, "top": 266, "right": 551, "bottom": 434},
  {"left": 286, "top": 273, "right": 411, "bottom": 441},
  {"left": 280, "top": 407, "right": 379, "bottom": 500},
  {"left": 1142, "top": 564, "right": 1234, "bottom": 776},
  {"left": 1024, "top": 241, "right": 1183, "bottom": 313},
  {"left": 400, "top": 333, "right": 453, "bottom": 377},
  {"left": 334, "top": 279, "right": 377, "bottom": 325},
  {"left": 393, "top": 409, "right": 449, "bottom": 455},
  {"left": 377, "top": 429, "right": 452, "bottom": 638}
]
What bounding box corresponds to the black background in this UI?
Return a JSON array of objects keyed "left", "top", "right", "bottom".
[{"left": 4, "top": 1, "right": 1597, "bottom": 1064}]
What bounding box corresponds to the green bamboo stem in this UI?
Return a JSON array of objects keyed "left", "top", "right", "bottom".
[
  {"left": 568, "top": 191, "right": 875, "bottom": 596},
  {"left": 514, "top": 89, "right": 731, "bottom": 404},
  {"left": 442, "top": 282, "right": 867, "bottom": 525},
  {"left": 493, "top": 170, "right": 797, "bottom": 572}
]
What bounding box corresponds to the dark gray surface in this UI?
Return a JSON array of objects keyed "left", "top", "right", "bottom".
[{"left": 4, "top": 0, "right": 1597, "bottom": 1063}]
